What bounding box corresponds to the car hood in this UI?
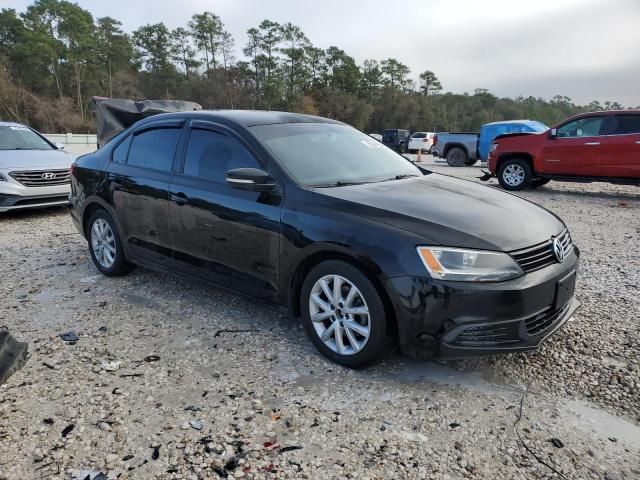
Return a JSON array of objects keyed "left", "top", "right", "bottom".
[
  {"left": 0, "top": 149, "right": 76, "bottom": 170},
  {"left": 313, "top": 173, "right": 564, "bottom": 251}
]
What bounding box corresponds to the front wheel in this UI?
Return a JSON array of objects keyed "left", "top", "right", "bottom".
[
  {"left": 87, "top": 209, "right": 132, "bottom": 276},
  {"left": 300, "top": 260, "right": 390, "bottom": 369},
  {"left": 497, "top": 159, "right": 532, "bottom": 191}
]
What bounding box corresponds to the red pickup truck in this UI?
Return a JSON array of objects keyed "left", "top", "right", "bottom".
[{"left": 487, "top": 110, "right": 640, "bottom": 190}]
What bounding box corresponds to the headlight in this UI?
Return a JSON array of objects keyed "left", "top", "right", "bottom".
[
  {"left": 417, "top": 246, "right": 523, "bottom": 282},
  {"left": 490, "top": 143, "right": 498, "bottom": 152}
]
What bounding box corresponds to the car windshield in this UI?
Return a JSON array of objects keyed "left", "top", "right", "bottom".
[
  {"left": 382, "top": 130, "right": 398, "bottom": 142},
  {"left": 250, "top": 123, "right": 422, "bottom": 187},
  {"left": 0, "top": 125, "right": 53, "bottom": 151}
]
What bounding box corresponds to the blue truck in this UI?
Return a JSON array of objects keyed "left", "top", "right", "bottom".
[{"left": 431, "top": 120, "right": 548, "bottom": 166}]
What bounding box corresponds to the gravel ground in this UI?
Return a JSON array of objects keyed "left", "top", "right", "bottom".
[{"left": 1, "top": 159, "right": 639, "bottom": 480}]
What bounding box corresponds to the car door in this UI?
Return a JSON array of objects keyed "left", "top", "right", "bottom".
[
  {"left": 107, "top": 119, "right": 184, "bottom": 266},
  {"left": 539, "top": 115, "right": 604, "bottom": 176},
  {"left": 599, "top": 114, "right": 640, "bottom": 178},
  {"left": 168, "top": 121, "right": 282, "bottom": 301}
]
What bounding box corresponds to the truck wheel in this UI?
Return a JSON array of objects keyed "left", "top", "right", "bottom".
[
  {"left": 531, "top": 178, "right": 551, "bottom": 189},
  {"left": 446, "top": 147, "right": 467, "bottom": 167},
  {"left": 497, "top": 159, "right": 532, "bottom": 191},
  {"left": 464, "top": 158, "right": 478, "bottom": 166}
]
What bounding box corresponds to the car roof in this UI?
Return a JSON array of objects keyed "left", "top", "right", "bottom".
[
  {"left": 484, "top": 120, "right": 542, "bottom": 126},
  {"left": 139, "top": 110, "right": 344, "bottom": 128}
]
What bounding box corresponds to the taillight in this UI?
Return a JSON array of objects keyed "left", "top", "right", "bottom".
[{"left": 423, "top": 138, "right": 428, "bottom": 143}]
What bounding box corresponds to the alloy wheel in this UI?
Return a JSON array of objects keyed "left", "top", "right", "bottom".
[
  {"left": 503, "top": 164, "right": 525, "bottom": 187},
  {"left": 91, "top": 218, "right": 117, "bottom": 269},
  {"left": 308, "top": 274, "right": 371, "bottom": 355}
]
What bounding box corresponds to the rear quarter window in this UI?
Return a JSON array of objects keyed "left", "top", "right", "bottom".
[
  {"left": 112, "top": 135, "right": 132, "bottom": 163},
  {"left": 127, "top": 127, "right": 181, "bottom": 172}
]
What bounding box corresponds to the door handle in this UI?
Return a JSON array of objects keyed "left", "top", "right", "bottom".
[
  {"left": 584, "top": 142, "right": 600, "bottom": 146},
  {"left": 170, "top": 192, "right": 188, "bottom": 205},
  {"left": 636, "top": 141, "right": 640, "bottom": 144}
]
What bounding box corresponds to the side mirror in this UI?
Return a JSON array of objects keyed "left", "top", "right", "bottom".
[
  {"left": 549, "top": 128, "right": 557, "bottom": 139},
  {"left": 226, "top": 168, "right": 275, "bottom": 192},
  {"left": 55, "top": 143, "right": 65, "bottom": 150}
]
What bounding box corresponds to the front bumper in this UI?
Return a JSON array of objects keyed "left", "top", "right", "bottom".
[
  {"left": 0, "top": 177, "right": 70, "bottom": 212},
  {"left": 384, "top": 249, "right": 580, "bottom": 359},
  {"left": 0, "top": 192, "right": 70, "bottom": 212}
]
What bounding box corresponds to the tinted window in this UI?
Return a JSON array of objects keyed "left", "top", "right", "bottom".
[
  {"left": 127, "top": 127, "right": 180, "bottom": 172},
  {"left": 557, "top": 117, "right": 603, "bottom": 138},
  {"left": 412, "top": 132, "right": 427, "bottom": 138},
  {"left": 183, "top": 129, "right": 260, "bottom": 183},
  {"left": 112, "top": 135, "right": 132, "bottom": 163},
  {"left": 613, "top": 115, "right": 640, "bottom": 135},
  {"left": 382, "top": 130, "right": 397, "bottom": 142}
]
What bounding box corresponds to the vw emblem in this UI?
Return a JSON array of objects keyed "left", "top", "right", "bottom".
[
  {"left": 553, "top": 237, "right": 565, "bottom": 263},
  {"left": 42, "top": 172, "right": 56, "bottom": 180}
]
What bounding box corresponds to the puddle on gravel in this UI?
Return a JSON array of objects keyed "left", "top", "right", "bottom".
[{"left": 562, "top": 399, "right": 640, "bottom": 450}]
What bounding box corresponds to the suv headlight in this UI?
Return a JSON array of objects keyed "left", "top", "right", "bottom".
[
  {"left": 490, "top": 143, "right": 498, "bottom": 152},
  {"left": 417, "top": 247, "right": 523, "bottom": 282}
]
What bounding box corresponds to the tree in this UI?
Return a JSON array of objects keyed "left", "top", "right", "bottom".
[
  {"left": 96, "top": 17, "right": 134, "bottom": 97},
  {"left": 380, "top": 58, "right": 410, "bottom": 90},
  {"left": 419, "top": 70, "right": 442, "bottom": 96},
  {"left": 280, "top": 22, "right": 309, "bottom": 110},
  {"left": 171, "top": 27, "right": 198, "bottom": 95},
  {"left": 133, "top": 23, "right": 175, "bottom": 97}
]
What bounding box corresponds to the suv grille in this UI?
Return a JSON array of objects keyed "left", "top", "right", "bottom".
[
  {"left": 9, "top": 169, "right": 71, "bottom": 187},
  {"left": 510, "top": 230, "right": 573, "bottom": 273},
  {"left": 453, "top": 322, "right": 520, "bottom": 346}
]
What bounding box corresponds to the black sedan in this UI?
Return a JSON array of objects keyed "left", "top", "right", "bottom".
[{"left": 70, "top": 111, "right": 579, "bottom": 368}]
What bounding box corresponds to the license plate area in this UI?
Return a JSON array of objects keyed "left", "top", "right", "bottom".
[{"left": 554, "top": 271, "right": 576, "bottom": 310}]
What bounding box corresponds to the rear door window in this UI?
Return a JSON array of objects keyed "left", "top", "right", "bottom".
[
  {"left": 112, "top": 135, "right": 132, "bottom": 163},
  {"left": 182, "top": 129, "right": 261, "bottom": 183},
  {"left": 127, "top": 127, "right": 181, "bottom": 172},
  {"left": 612, "top": 115, "right": 640, "bottom": 135}
]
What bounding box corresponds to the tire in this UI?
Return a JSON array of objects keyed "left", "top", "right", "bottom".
[
  {"left": 87, "top": 209, "right": 132, "bottom": 276},
  {"left": 398, "top": 143, "right": 406, "bottom": 154},
  {"left": 497, "top": 158, "right": 532, "bottom": 191},
  {"left": 464, "top": 158, "right": 479, "bottom": 166},
  {"left": 446, "top": 147, "right": 467, "bottom": 166},
  {"left": 300, "top": 260, "right": 391, "bottom": 369},
  {"left": 531, "top": 178, "right": 551, "bottom": 189}
]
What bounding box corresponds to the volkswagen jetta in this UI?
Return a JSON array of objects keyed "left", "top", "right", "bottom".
[{"left": 70, "top": 111, "right": 579, "bottom": 368}]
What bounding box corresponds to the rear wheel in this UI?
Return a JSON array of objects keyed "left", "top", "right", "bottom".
[
  {"left": 398, "top": 143, "right": 406, "bottom": 154},
  {"left": 446, "top": 147, "right": 467, "bottom": 166},
  {"left": 87, "top": 209, "right": 132, "bottom": 276},
  {"left": 497, "top": 158, "right": 532, "bottom": 191},
  {"left": 300, "top": 260, "right": 390, "bottom": 369}
]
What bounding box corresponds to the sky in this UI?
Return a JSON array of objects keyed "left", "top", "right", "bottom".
[{"left": 4, "top": 0, "right": 640, "bottom": 106}]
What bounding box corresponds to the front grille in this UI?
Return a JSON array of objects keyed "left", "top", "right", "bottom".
[
  {"left": 525, "top": 302, "right": 571, "bottom": 335},
  {"left": 453, "top": 321, "right": 520, "bottom": 346},
  {"left": 9, "top": 169, "right": 71, "bottom": 187},
  {"left": 510, "top": 230, "right": 573, "bottom": 273}
]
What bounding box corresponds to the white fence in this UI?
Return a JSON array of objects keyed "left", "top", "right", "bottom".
[{"left": 44, "top": 133, "right": 97, "bottom": 155}]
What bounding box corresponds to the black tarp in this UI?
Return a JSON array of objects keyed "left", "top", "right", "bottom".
[{"left": 91, "top": 97, "right": 202, "bottom": 147}]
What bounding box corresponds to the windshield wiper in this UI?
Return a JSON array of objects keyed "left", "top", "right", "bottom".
[{"left": 311, "top": 180, "right": 374, "bottom": 188}]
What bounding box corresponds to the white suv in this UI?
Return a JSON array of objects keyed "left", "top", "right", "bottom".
[
  {"left": 0, "top": 122, "right": 76, "bottom": 213},
  {"left": 408, "top": 132, "right": 435, "bottom": 153}
]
